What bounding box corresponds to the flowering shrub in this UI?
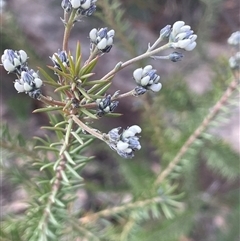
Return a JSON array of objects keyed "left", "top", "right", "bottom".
[
  {"left": 1, "top": 1, "right": 240, "bottom": 240},
  {"left": 1, "top": 1, "right": 198, "bottom": 159}
]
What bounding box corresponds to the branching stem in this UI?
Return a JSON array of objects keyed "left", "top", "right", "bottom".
[
  {"left": 101, "top": 43, "right": 171, "bottom": 81},
  {"left": 79, "top": 196, "right": 163, "bottom": 224},
  {"left": 154, "top": 77, "right": 239, "bottom": 186},
  {"left": 62, "top": 10, "right": 77, "bottom": 51}
]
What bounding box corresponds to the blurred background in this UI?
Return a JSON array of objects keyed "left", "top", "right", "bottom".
[{"left": 1, "top": 0, "right": 239, "bottom": 240}]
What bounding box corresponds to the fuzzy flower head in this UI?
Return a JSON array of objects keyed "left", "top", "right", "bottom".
[
  {"left": 133, "top": 65, "right": 162, "bottom": 93},
  {"left": 107, "top": 125, "right": 142, "bottom": 158},
  {"left": 229, "top": 52, "right": 240, "bottom": 70},
  {"left": 50, "top": 50, "right": 72, "bottom": 71},
  {"left": 96, "top": 95, "right": 119, "bottom": 117},
  {"left": 1, "top": 49, "right": 28, "bottom": 73},
  {"left": 227, "top": 31, "right": 240, "bottom": 48},
  {"left": 89, "top": 27, "right": 115, "bottom": 53},
  {"left": 70, "top": 0, "right": 97, "bottom": 16},
  {"left": 14, "top": 69, "right": 42, "bottom": 99},
  {"left": 169, "top": 21, "right": 197, "bottom": 51}
]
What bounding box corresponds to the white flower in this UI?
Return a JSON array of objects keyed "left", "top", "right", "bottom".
[
  {"left": 107, "top": 125, "right": 142, "bottom": 158},
  {"left": 229, "top": 52, "right": 240, "bottom": 69},
  {"left": 14, "top": 69, "right": 42, "bottom": 95},
  {"left": 50, "top": 50, "right": 72, "bottom": 70},
  {"left": 70, "top": 0, "right": 81, "bottom": 9},
  {"left": 133, "top": 65, "right": 161, "bottom": 93},
  {"left": 170, "top": 21, "right": 197, "bottom": 51},
  {"left": 1, "top": 49, "right": 28, "bottom": 72},
  {"left": 227, "top": 31, "right": 240, "bottom": 46},
  {"left": 89, "top": 27, "right": 115, "bottom": 53}
]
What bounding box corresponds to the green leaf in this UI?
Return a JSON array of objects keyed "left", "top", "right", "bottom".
[
  {"left": 161, "top": 203, "right": 174, "bottom": 219},
  {"left": 32, "top": 106, "right": 63, "bottom": 113},
  {"left": 34, "top": 146, "right": 59, "bottom": 152},
  {"left": 68, "top": 50, "right": 76, "bottom": 76},
  {"left": 83, "top": 78, "right": 110, "bottom": 86},
  {"left": 55, "top": 121, "right": 69, "bottom": 127},
  {"left": 39, "top": 162, "right": 54, "bottom": 171},
  {"left": 75, "top": 41, "right": 82, "bottom": 75},
  {"left": 95, "top": 82, "right": 112, "bottom": 96},
  {"left": 80, "top": 108, "right": 98, "bottom": 119},
  {"left": 77, "top": 86, "right": 92, "bottom": 100},
  {"left": 38, "top": 67, "right": 58, "bottom": 85},
  {"left": 65, "top": 163, "right": 83, "bottom": 180},
  {"left": 64, "top": 151, "right": 76, "bottom": 165},
  {"left": 71, "top": 131, "right": 84, "bottom": 145},
  {"left": 52, "top": 54, "right": 68, "bottom": 73},
  {"left": 60, "top": 170, "right": 70, "bottom": 183},
  {"left": 41, "top": 126, "right": 65, "bottom": 132},
  {"left": 54, "top": 85, "right": 71, "bottom": 93},
  {"left": 70, "top": 138, "right": 95, "bottom": 154},
  {"left": 79, "top": 57, "right": 98, "bottom": 77}
]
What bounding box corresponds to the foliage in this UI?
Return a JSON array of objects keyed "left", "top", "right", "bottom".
[{"left": 0, "top": 0, "right": 239, "bottom": 241}]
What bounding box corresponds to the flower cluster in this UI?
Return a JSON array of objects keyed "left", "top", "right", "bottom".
[
  {"left": 50, "top": 50, "right": 71, "bottom": 71},
  {"left": 1, "top": 49, "right": 28, "bottom": 73},
  {"left": 169, "top": 21, "right": 197, "bottom": 51},
  {"left": 96, "top": 95, "right": 119, "bottom": 117},
  {"left": 228, "top": 31, "right": 240, "bottom": 70},
  {"left": 89, "top": 27, "right": 115, "bottom": 53},
  {"left": 1, "top": 49, "right": 43, "bottom": 99},
  {"left": 133, "top": 65, "right": 162, "bottom": 93},
  {"left": 62, "top": 0, "right": 97, "bottom": 16},
  {"left": 14, "top": 69, "right": 42, "bottom": 98},
  {"left": 227, "top": 31, "right": 240, "bottom": 48},
  {"left": 107, "top": 125, "right": 142, "bottom": 158}
]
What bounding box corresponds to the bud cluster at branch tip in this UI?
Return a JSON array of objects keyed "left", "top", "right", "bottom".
[
  {"left": 50, "top": 50, "right": 72, "bottom": 71},
  {"left": 1, "top": 49, "right": 42, "bottom": 99},
  {"left": 1, "top": 49, "right": 28, "bottom": 73},
  {"left": 228, "top": 31, "right": 240, "bottom": 70},
  {"left": 169, "top": 21, "right": 197, "bottom": 51},
  {"left": 227, "top": 31, "right": 240, "bottom": 48},
  {"left": 96, "top": 95, "right": 119, "bottom": 117},
  {"left": 89, "top": 27, "right": 115, "bottom": 53},
  {"left": 133, "top": 65, "right": 162, "bottom": 93},
  {"left": 67, "top": 0, "right": 97, "bottom": 16},
  {"left": 107, "top": 125, "right": 142, "bottom": 158}
]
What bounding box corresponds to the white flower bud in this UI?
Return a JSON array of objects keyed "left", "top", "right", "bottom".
[
  {"left": 107, "top": 30, "right": 115, "bottom": 38},
  {"left": 133, "top": 68, "right": 143, "bottom": 82},
  {"left": 142, "top": 65, "right": 153, "bottom": 75},
  {"left": 14, "top": 82, "right": 25, "bottom": 92},
  {"left": 34, "top": 78, "right": 43, "bottom": 88},
  {"left": 107, "top": 37, "right": 113, "bottom": 46},
  {"left": 2, "top": 59, "right": 15, "bottom": 72},
  {"left": 117, "top": 141, "right": 129, "bottom": 151},
  {"left": 19, "top": 50, "right": 28, "bottom": 62},
  {"left": 97, "top": 38, "right": 107, "bottom": 50},
  {"left": 89, "top": 28, "right": 97, "bottom": 41},
  {"left": 228, "top": 31, "right": 240, "bottom": 46},
  {"left": 149, "top": 83, "right": 162, "bottom": 92},
  {"left": 23, "top": 82, "right": 33, "bottom": 92},
  {"left": 140, "top": 76, "right": 150, "bottom": 86},
  {"left": 122, "top": 130, "right": 135, "bottom": 139},
  {"left": 81, "top": 0, "right": 91, "bottom": 9},
  {"left": 185, "top": 42, "right": 197, "bottom": 51},
  {"left": 172, "top": 21, "right": 185, "bottom": 36},
  {"left": 70, "top": 0, "right": 81, "bottom": 9},
  {"left": 179, "top": 25, "right": 191, "bottom": 33},
  {"left": 128, "top": 125, "right": 141, "bottom": 134}
]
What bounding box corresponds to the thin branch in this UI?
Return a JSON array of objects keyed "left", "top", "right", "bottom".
[
  {"left": 79, "top": 196, "right": 163, "bottom": 225},
  {"left": 154, "top": 77, "right": 239, "bottom": 186},
  {"left": 101, "top": 43, "right": 171, "bottom": 81}
]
